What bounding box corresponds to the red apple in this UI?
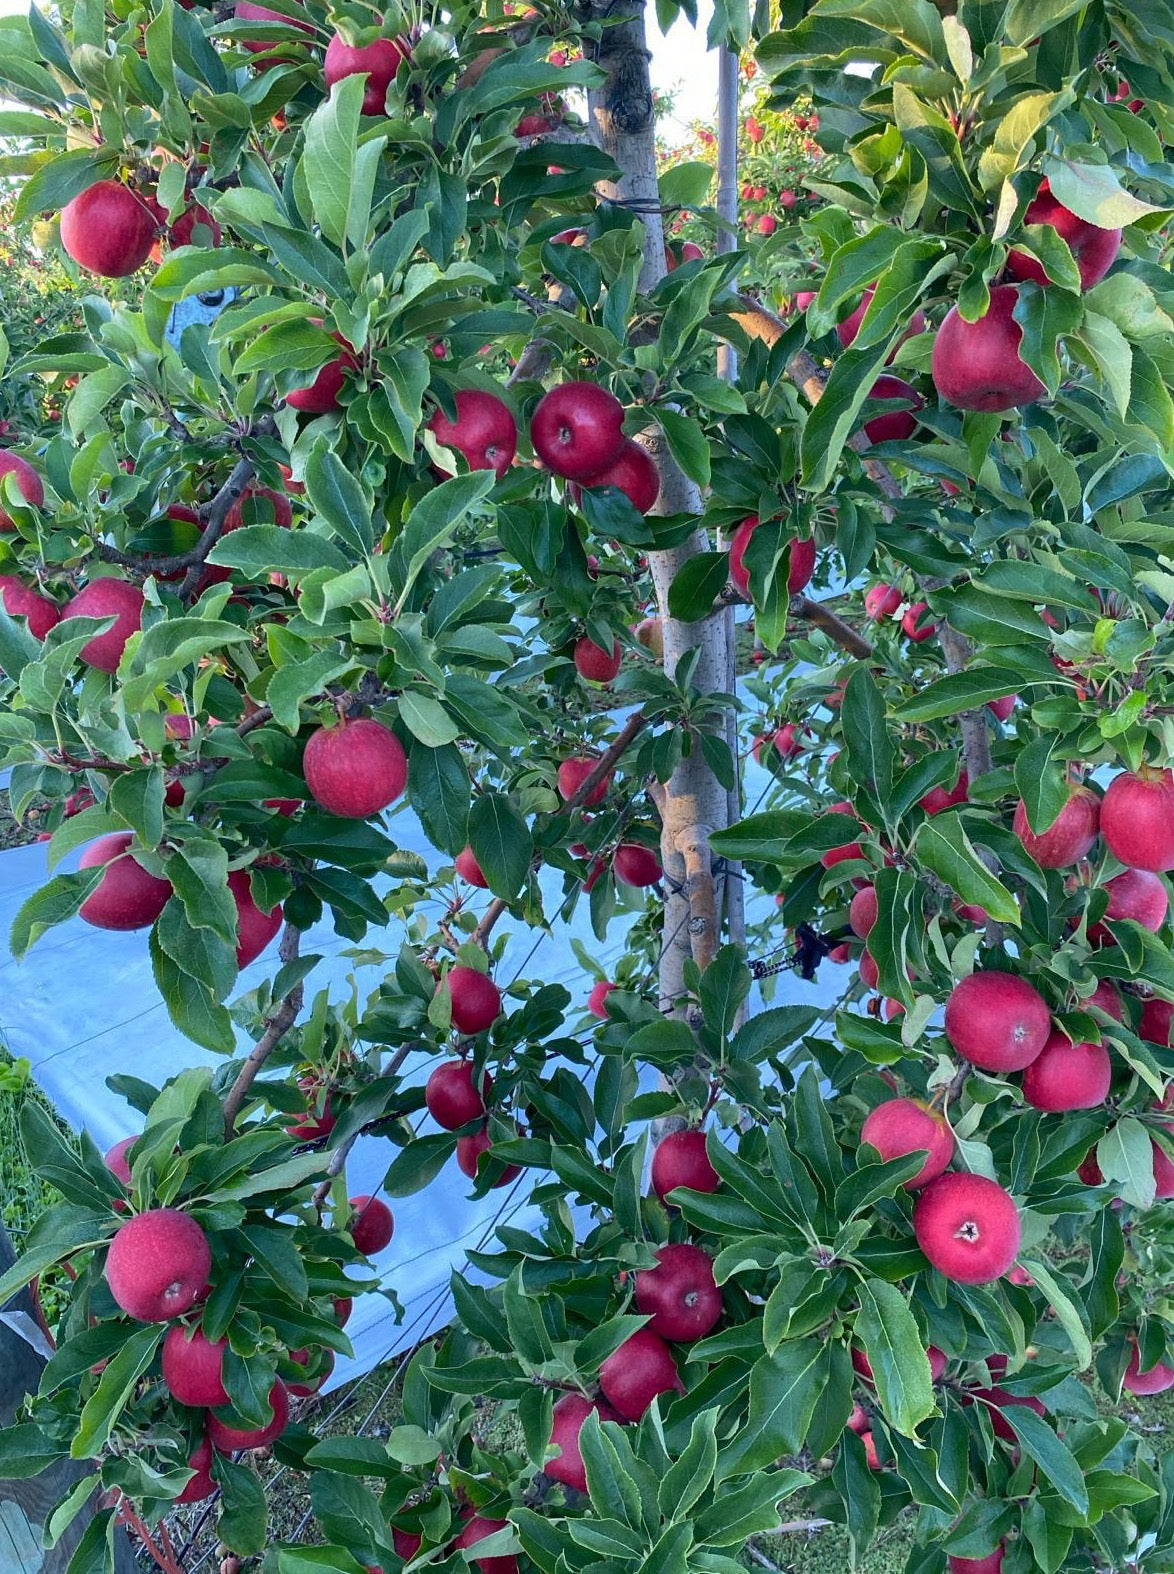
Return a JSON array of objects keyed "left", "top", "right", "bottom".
[
  {"left": 229, "top": 868, "right": 282, "bottom": 966},
  {"left": 426, "top": 390, "right": 517, "bottom": 479},
  {"left": 530, "top": 383, "right": 626, "bottom": 481},
  {"left": 1123, "top": 1343, "right": 1174, "bottom": 1395},
  {"left": 546, "top": 1393, "right": 619, "bottom": 1492},
  {"left": 557, "top": 754, "right": 609, "bottom": 806},
  {"left": 105, "top": 1208, "right": 211, "bottom": 1321},
  {"left": 453, "top": 1516, "right": 517, "bottom": 1574},
  {"left": 948, "top": 1548, "right": 1004, "bottom": 1574},
  {"left": 105, "top": 1135, "right": 137, "bottom": 1187},
  {"left": 598, "top": 1328, "right": 684, "bottom": 1420},
  {"left": 444, "top": 965, "right": 502, "bottom": 1034},
  {"left": 920, "top": 769, "right": 968, "bottom": 815},
  {"left": 579, "top": 439, "right": 660, "bottom": 513},
  {"left": 207, "top": 1381, "right": 289, "bottom": 1452},
  {"left": 728, "top": 516, "right": 816, "bottom": 596},
  {"left": 931, "top": 285, "right": 1046, "bottom": 412},
  {"left": 348, "top": 1194, "right": 394, "bottom": 1254},
  {"left": 302, "top": 716, "right": 406, "bottom": 817},
  {"left": 1102, "top": 868, "right": 1168, "bottom": 931},
  {"left": 650, "top": 1129, "right": 719, "bottom": 1200},
  {"left": 1006, "top": 179, "right": 1122, "bottom": 291},
  {"left": 613, "top": 843, "right": 662, "bottom": 887},
  {"left": 1140, "top": 998, "right": 1173, "bottom": 1045},
  {"left": 863, "top": 582, "right": 902, "bottom": 619},
  {"left": 861, "top": 374, "right": 922, "bottom": 444},
  {"left": 858, "top": 949, "right": 879, "bottom": 991},
  {"left": 633, "top": 1242, "right": 722, "bottom": 1342},
  {"left": 79, "top": 833, "right": 172, "bottom": 931},
  {"left": 913, "top": 1172, "right": 1021, "bottom": 1284},
  {"left": 574, "top": 636, "right": 622, "bottom": 682},
  {"left": 59, "top": 181, "right": 158, "bottom": 277},
  {"left": 987, "top": 694, "right": 1017, "bottom": 722},
  {"left": 944, "top": 972, "right": 1051, "bottom": 1072},
  {"left": 1100, "top": 770, "right": 1174, "bottom": 872},
  {"left": 176, "top": 1436, "right": 217, "bottom": 1503},
  {"left": 836, "top": 284, "right": 927, "bottom": 352},
  {"left": 902, "top": 601, "right": 936, "bottom": 642},
  {"left": 1020, "top": 1031, "right": 1111, "bottom": 1111},
  {"left": 162, "top": 1324, "right": 229, "bottom": 1406},
  {"left": 286, "top": 334, "right": 358, "bottom": 413},
  {"left": 0, "top": 574, "right": 59, "bottom": 639},
  {"left": 324, "top": 33, "right": 408, "bottom": 115},
  {"left": 860, "top": 1098, "right": 955, "bottom": 1189},
  {"left": 455, "top": 847, "right": 489, "bottom": 887},
  {"left": 425, "top": 1060, "right": 491, "bottom": 1129},
  {"left": 849, "top": 885, "right": 878, "bottom": 938},
  {"left": 588, "top": 980, "right": 616, "bottom": 1018},
  {"left": 1012, "top": 787, "right": 1099, "bottom": 867},
  {"left": 456, "top": 1125, "right": 520, "bottom": 1186},
  {"left": 235, "top": 0, "right": 314, "bottom": 52},
  {"left": 62, "top": 578, "right": 145, "bottom": 671},
  {"left": 0, "top": 452, "right": 45, "bottom": 528}
]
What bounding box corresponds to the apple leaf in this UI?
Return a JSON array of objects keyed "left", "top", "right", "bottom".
[{"left": 914, "top": 813, "right": 1021, "bottom": 924}]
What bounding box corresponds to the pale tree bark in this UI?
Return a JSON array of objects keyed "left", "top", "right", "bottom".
[{"left": 585, "top": 0, "right": 737, "bottom": 1015}]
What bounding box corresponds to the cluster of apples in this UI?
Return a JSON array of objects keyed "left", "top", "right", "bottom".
[{"left": 863, "top": 580, "right": 939, "bottom": 644}]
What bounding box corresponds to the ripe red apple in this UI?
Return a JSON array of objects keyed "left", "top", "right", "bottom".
[
  {"left": 773, "top": 721, "right": 815, "bottom": 757},
  {"left": 931, "top": 285, "right": 1046, "bottom": 411},
  {"left": 920, "top": 770, "right": 968, "bottom": 816},
  {"left": 287, "top": 1345, "right": 334, "bottom": 1396},
  {"left": 947, "top": 1549, "right": 1004, "bottom": 1574},
  {"left": 598, "top": 1327, "right": 684, "bottom": 1419},
  {"left": 1006, "top": 180, "right": 1122, "bottom": 291},
  {"left": 1020, "top": 1031, "right": 1111, "bottom": 1111},
  {"left": 286, "top": 334, "right": 358, "bottom": 413},
  {"left": 235, "top": 0, "right": 314, "bottom": 51},
  {"left": 902, "top": 601, "right": 936, "bottom": 642},
  {"left": 858, "top": 950, "right": 880, "bottom": 992},
  {"left": 860, "top": 1098, "right": 955, "bottom": 1189},
  {"left": 846, "top": 1401, "right": 870, "bottom": 1433},
  {"left": 574, "top": 636, "right": 622, "bottom": 682},
  {"left": 0, "top": 574, "right": 59, "bottom": 640},
  {"left": 333, "top": 1296, "right": 353, "bottom": 1325},
  {"left": 613, "top": 843, "right": 662, "bottom": 887},
  {"left": 285, "top": 1078, "right": 335, "bottom": 1140},
  {"left": 987, "top": 694, "right": 1017, "bottom": 722},
  {"left": 853, "top": 1344, "right": 946, "bottom": 1385},
  {"left": 229, "top": 868, "right": 282, "bottom": 967},
  {"left": 820, "top": 802, "right": 864, "bottom": 870},
  {"left": 530, "top": 383, "right": 626, "bottom": 481},
  {"left": 62, "top": 578, "right": 145, "bottom": 671},
  {"left": 861, "top": 374, "right": 922, "bottom": 444},
  {"left": 1088, "top": 980, "right": 1123, "bottom": 1021},
  {"left": 168, "top": 203, "right": 221, "bottom": 249},
  {"left": 1012, "top": 787, "right": 1099, "bottom": 867},
  {"left": 943, "top": 971, "right": 1051, "bottom": 1072},
  {"left": 1123, "top": 1343, "right": 1174, "bottom": 1395},
  {"left": 324, "top": 33, "right": 408, "bottom": 115},
  {"left": 455, "top": 847, "right": 489, "bottom": 887},
  {"left": 59, "top": 181, "right": 158, "bottom": 277},
  {"left": 391, "top": 1528, "right": 421, "bottom": 1560},
  {"left": 162, "top": 1324, "right": 229, "bottom": 1406},
  {"left": 728, "top": 516, "right": 816, "bottom": 596},
  {"left": 456, "top": 1126, "right": 520, "bottom": 1186},
  {"left": 546, "top": 1393, "right": 619, "bottom": 1492},
  {"left": 207, "top": 1381, "right": 289, "bottom": 1452},
  {"left": 105, "top": 1208, "right": 211, "bottom": 1321},
  {"left": 1140, "top": 998, "right": 1173, "bottom": 1045},
  {"left": 1100, "top": 770, "right": 1174, "bottom": 872},
  {"left": 965, "top": 1385, "right": 1047, "bottom": 1441},
  {"left": 859, "top": 1430, "right": 883, "bottom": 1469},
  {"left": 863, "top": 582, "right": 902, "bottom": 619},
  {"left": 849, "top": 885, "right": 878, "bottom": 938},
  {"left": 557, "top": 754, "right": 609, "bottom": 806},
  {"left": 579, "top": 438, "right": 660, "bottom": 513},
  {"left": 444, "top": 965, "right": 502, "bottom": 1034},
  {"left": 1102, "top": 868, "right": 1169, "bottom": 931},
  {"left": 425, "top": 1060, "right": 491, "bottom": 1129},
  {"left": 650, "top": 1129, "right": 719, "bottom": 1200},
  {"left": 0, "top": 452, "right": 45, "bottom": 529},
  {"left": 588, "top": 980, "right": 616, "bottom": 1018},
  {"left": 79, "top": 833, "right": 172, "bottom": 931},
  {"left": 176, "top": 1435, "right": 217, "bottom": 1503},
  {"left": 105, "top": 1135, "right": 137, "bottom": 1187},
  {"left": 426, "top": 390, "right": 517, "bottom": 480},
  {"left": 913, "top": 1172, "right": 1021, "bottom": 1284},
  {"left": 454, "top": 1515, "right": 518, "bottom": 1574},
  {"left": 348, "top": 1194, "right": 394, "bottom": 1254},
  {"left": 633, "top": 1242, "right": 722, "bottom": 1342},
  {"left": 302, "top": 716, "right": 406, "bottom": 817},
  {"left": 837, "top": 284, "right": 927, "bottom": 352},
  {"left": 224, "top": 485, "right": 292, "bottom": 533}
]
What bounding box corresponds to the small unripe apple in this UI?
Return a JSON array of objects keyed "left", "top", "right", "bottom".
[
  {"left": 425, "top": 1060, "right": 491, "bottom": 1129},
  {"left": 860, "top": 1098, "right": 955, "bottom": 1189},
  {"left": 913, "top": 1172, "right": 1021, "bottom": 1284},
  {"left": 302, "top": 716, "right": 407, "bottom": 818},
  {"left": 1020, "top": 1031, "right": 1111, "bottom": 1111},
  {"left": 207, "top": 1381, "right": 290, "bottom": 1452},
  {"left": 1012, "top": 787, "right": 1099, "bottom": 867},
  {"left": 650, "top": 1129, "right": 719, "bottom": 1200},
  {"left": 79, "top": 833, "right": 172, "bottom": 931},
  {"left": 530, "top": 383, "right": 626, "bottom": 481},
  {"left": 105, "top": 1208, "right": 212, "bottom": 1321},
  {"left": 598, "top": 1328, "right": 684, "bottom": 1420},
  {"left": 633, "top": 1242, "right": 722, "bottom": 1342},
  {"left": 444, "top": 965, "right": 502, "bottom": 1034},
  {"left": 62, "top": 578, "right": 145, "bottom": 671},
  {"left": 943, "top": 972, "right": 1051, "bottom": 1073},
  {"left": 348, "top": 1194, "right": 394, "bottom": 1254}
]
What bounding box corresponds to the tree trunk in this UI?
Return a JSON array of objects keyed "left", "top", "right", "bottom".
[
  {"left": 585, "top": 0, "right": 737, "bottom": 1014},
  {"left": 0, "top": 1224, "right": 137, "bottom": 1574}
]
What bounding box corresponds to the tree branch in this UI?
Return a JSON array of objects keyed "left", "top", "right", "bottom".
[
  {"left": 222, "top": 924, "right": 304, "bottom": 1136},
  {"left": 938, "top": 624, "right": 993, "bottom": 782},
  {"left": 311, "top": 1044, "right": 414, "bottom": 1210},
  {"left": 791, "top": 596, "right": 874, "bottom": 659}
]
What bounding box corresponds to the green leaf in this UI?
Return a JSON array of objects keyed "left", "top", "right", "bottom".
[
  {"left": 715, "top": 1342, "right": 826, "bottom": 1482},
  {"left": 1012, "top": 734, "right": 1069, "bottom": 835},
  {"left": 658, "top": 408, "right": 711, "bottom": 487},
  {"left": 407, "top": 741, "right": 470, "bottom": 856},
  {"left": 13, "top": 148, "right": 112, "bottom": 223},
  {"left": 1018, "top": 1257, "right": 1092, "bottom": 1369},
  {"left": 382, "top": 1133, "right": 456, "bottom": 1196},
  {"left": 841, "top": 669, "right": 893, "bottom": 802},
  {"left": 72, "top": 1326, "right": 162, "bottom": 1459},
  {"left": 1098, "top": 1117, "right": 1156, "bottom": 1210},
  {"left": 893, "top": 666, "right": 1026, "bottom": 723},
  {"left": 216, "top": 1455, "right": 270, "bottom": 1555},
  {"left": 301, "top": 73, "right": 363, "bottom": 251},
  {"left": 266, "top": 651, "right": 351, "bottom": 733},
  {"left": 207, "top": 526, "right": 349, "bottom": 577},
  {"left": 10, "top": 870, "right": 101, "bottom": 959},
  {"left": 397, "top": 690, "right": 460, "bottom": 748},
  {"left": 167, "top": 840, "right": 237, "bottom": 944},
  {"left": 149, "top": 928, "right": 237, "bottom": 1053},
  {"left": 668, "top": 552, "right": 729, "bottom": 622},
  {"left": 305, "top": 439, "right": 374, "bottom": 555},
  {"left": 1044, "top": 157, "right": 1168, "bottom": 228},
  {"left": 0, "top": 1204, "right": 109, "bottom": 1307},
  {"left": 1002, "top": 1405, "right": 1088, "bottom": 1514},
  {"left": 394, "top": 472, "right": 497, "bottom": 611},
  {"left": 854, "top": 1279, "right": 935, "bottom": 1437},
  {"left": 914, "top": 813, "right": 1020, "bottom": 924},
  {"left": 468, "top": 792, "right": 533, "bottom": 900},
  {"left": 698, "top": 944, "right": 751, "bottom": 1046}
]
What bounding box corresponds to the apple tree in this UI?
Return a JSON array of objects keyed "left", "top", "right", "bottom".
[{"left": 1, "top": 0, "right": 1174, "bottom": 1571}]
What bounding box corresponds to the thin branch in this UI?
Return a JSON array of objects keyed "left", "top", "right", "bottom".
[
  {"left": 791, "top": 595, "right": 874, "bottom": 659},
  {"left": 236, "top": 705, "right": 273, "bottom": 738},
  {"left": 222, "top": 924, "right": 304, "bottom": 1136},
  {"left": 471, "top": 897, "right": 508, "bottom": 951},
  {"left": 311, "top": 1044, "right": 414, "bottom": 1210},
  {"left": 938, "top": 623, "right": 993, "bottom": 782},
  {"left": 508, "top": 337, "right": 557, "bottom": 387}
]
